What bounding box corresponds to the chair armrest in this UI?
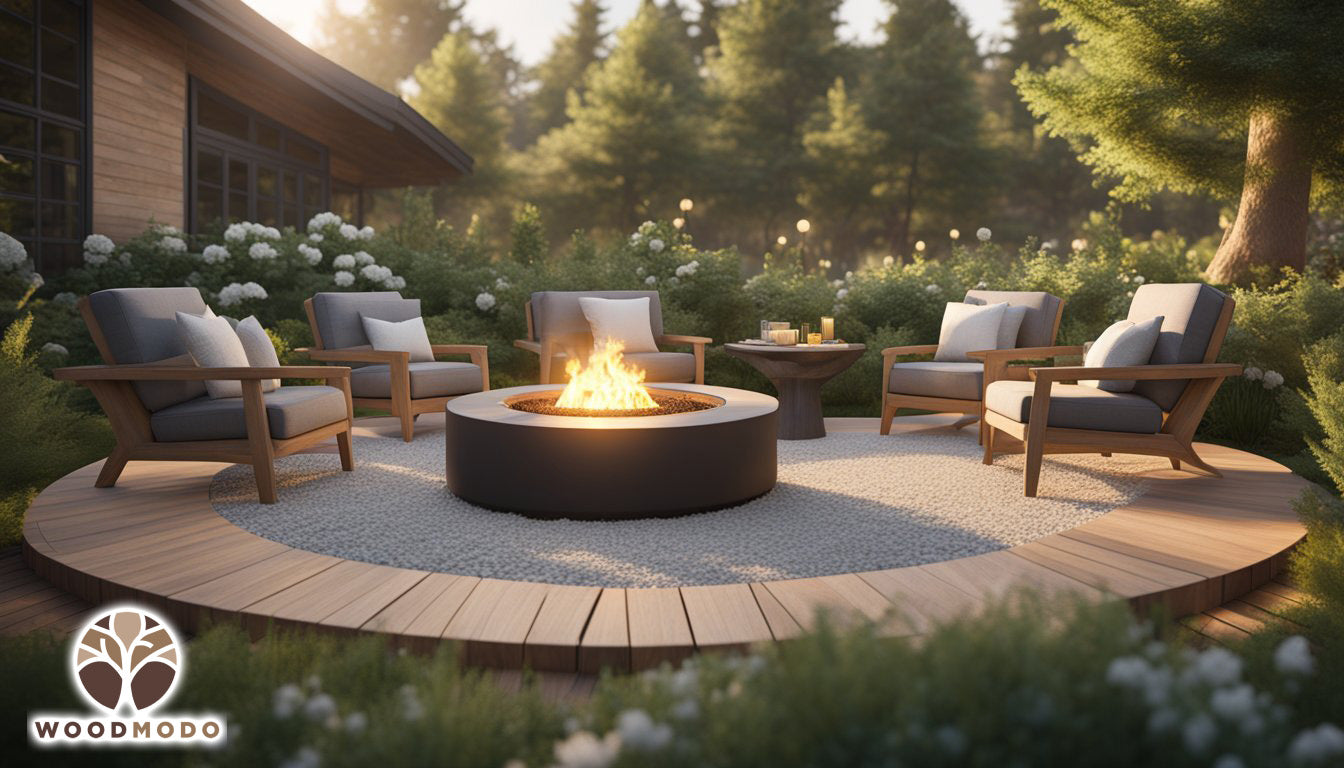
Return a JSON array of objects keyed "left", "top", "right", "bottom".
[
  {"left": 53, "top": 364, "right": 351, "bottom": 382},
  {"left": 513, "top": 339, "right": 542, "bottom": 354},
  {"left": 299, "top": 347, "right": 410, "bottom": 365},
  {"left": 657, "top": 334, "right": 712, "bottom": 346},
  {"left": 882, "top": 344, "right": 939, "bottom": 360},
  {"left": 966, "top": 345, "right": 1086, "bottom": 362},
  {"left": 1029, "top": 363, "right": 1242, "bottom": 383},
  {"left": 432, "top": 344, "right": 488, "bottom": 357}
]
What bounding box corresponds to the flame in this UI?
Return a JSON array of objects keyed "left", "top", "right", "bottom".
[{"left": 554, "top": 339, "right": 658, "bottom": 411}]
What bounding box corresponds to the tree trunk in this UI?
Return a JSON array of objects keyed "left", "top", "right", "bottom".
[
  {"left": 889, "top": 151, "right": 920, "bottom": 256},
  {"left": 1206, "top": 110, "right": 1312, "bottom": 285}
]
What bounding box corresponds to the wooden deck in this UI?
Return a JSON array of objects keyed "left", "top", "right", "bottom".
[{"left": 19, "top": 415, "right": 1310, "bottom": 673}]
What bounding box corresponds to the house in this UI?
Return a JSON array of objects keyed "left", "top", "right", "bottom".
[{"left": 0, "top": 0, "right": 473, "bottom": 272}]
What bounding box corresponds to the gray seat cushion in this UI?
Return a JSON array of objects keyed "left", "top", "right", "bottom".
[
  {"left": 624, "top": 352, "right": 695, "bottom": 383},
  {"left": 1125, "top": 283, "right": 1228, "bottom": 411},
  {"left": 350, "top": 362, "right": 484, "bottom": 399},
  {"left": 85, "top": 287, "right": 210, "bottom": 411},
  {"left": 985, "top": 380, "right": 1163, "bottom": 434},
  {"left": 311, "top": 292, "right": 422, "bottom": 351},
  {"left": 963, "top": 290, "right": 1063, "bottom": 348},
  {"left": 888, "top": 361, "right": 984, "bottom": 401},
  {"left": 529, "top": 290, "right": 665, "bottom": 342},
  {"left": 150, "top": 385, "right": 347, "bottom": 442}
]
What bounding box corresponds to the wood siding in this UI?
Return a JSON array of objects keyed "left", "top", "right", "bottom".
[{"left": 90, "top": 0, "right": 187, "bottom": 240}]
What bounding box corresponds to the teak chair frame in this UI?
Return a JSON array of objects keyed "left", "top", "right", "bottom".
[
  {"left": 982, "top": 297, "right": 1238, "bottom": 497},
  {"left": 53, "top": 298, "right": 355, "bottom": 504},
  {"left": 299, "top": 298, "right": 490, "bottom": 442},
  {"left": 513, "top": 300, "right": 711, "bottom": 385},
  {"left": 879, "top": 299, "right": 1066, "bottom": 443}
]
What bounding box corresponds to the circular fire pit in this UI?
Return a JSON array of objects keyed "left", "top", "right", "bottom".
[{"left": 444, "top": 383, "right": 778, "bottom": 519}]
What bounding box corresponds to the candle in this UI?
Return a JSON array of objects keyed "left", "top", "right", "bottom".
[
  {"left": 821, "top": 316, "right": 834, "bottom": 341},
  {"left": 808, "top": 332, "right": 822, "bottom": 345},
  {"left": 769, "top": 329, "right": 798, "bottom": 346}
]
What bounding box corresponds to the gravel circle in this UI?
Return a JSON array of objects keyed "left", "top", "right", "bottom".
[{"left": 211, "top": 431, "right": 1161, "bottom": 588}]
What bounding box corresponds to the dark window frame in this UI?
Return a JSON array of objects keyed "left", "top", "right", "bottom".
[
  {"left": 186, "top": 79, "right": 331, "bottom": 233},
  {"left": 0, "top": 0, "right": 91, "bottom": 273}
]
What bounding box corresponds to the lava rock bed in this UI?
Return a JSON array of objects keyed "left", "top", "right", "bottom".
[{"left": 506, "top": 393, "right": 719, "bottom": 418}]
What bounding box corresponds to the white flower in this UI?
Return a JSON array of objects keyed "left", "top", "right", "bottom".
[
  {"left": 385, "top": 275, "right": 406, "bottom": 290},
  {"left": 28, "top": 271, "right": 42, "bottom": 287},
  {"left": 343, "top": 712, "right": 367, "bottom": 734},
  {"left": 975, "top": 280, "right": 988, "bottom": 289},
  {"left": 645, "top": 275, "right": 657, "bottom": 285},
  {"left": 495, "top": 277, "right": 510, "bottom": 289},
  {"left": 1121, "top": 274, "right": 1131, "bottom": 283},
  {"left": 475, "top": 292, "right": 496, "bottom": 311},
  {"left": 1106, "top": 656, "right": 1151, "bottom": 688},
  {"left": 882, "top": 255, "right": 894, "bottom": 267},
  {"left": 279, "top": 746, "right": 321, "bottom": 768},
  {"left": 1071, "top": 238, "right": 1088, "bottom": 251},
  {"left": 671, "top": 698, "right": 699, "bottom": 720},
  {"left": 304, "top": 692, "right": 336, "bottom": 722},
  {"left": 1185, "top": 647, "right": 1242, "bottom": 688},
  {"left": 925, "top": 284, "right": 941, "bottom": 294},
  {"left": 53, "top": 291, "right": 78, "bottom": 306},
  {"left": 648, "top": 238, "right": 665, "bottom": 253},
  {"left": 339, "top": 223, "right": 359, "bottom": 240},
  {"left": 159, "top": 235, "right": 187, "bottom": 253},
  {"left": 40, "top": 342, "right": 68, "bottom": 356},
  {"left": 354, "top": 251, "right": 375, "bottom": 266},
  {"left": 1262, "top": 370, "right": 1285, "bottom": 390},
  {"left": 360, "top": 264, "right": 392, "bottom": 284},
  {"left": 217, "top": 281, "right": 267, "bottom": 306},
  {"left": 635, "top": 266, "right": 645, "bottom": 277},
  {"left": 638, "top": 220, "right": 656, "bottom": 235},
  {"left": 297, "top": 243, "right": 323, "bottom": 265},
  {"left": 1290, "top": 724, "right": 1344, "bottom": 765},
  {"left": 1210, "top": 684, "right": 1256, "bottom": 722},
  {"left": 224, "top": 223, "right": 248, "bottom": 242},
  {"left": 399, "top": 684, "right": 423, "bottom": 722},
  {"left": 333, "top": 270, "right": 354, "bottom": 287},
  {"left": 82, "top": 233, "right": 114, "bottom": 257},
  {"left": 1182, "top": 712, "right": 1217, "bottom": 755},
  {"left": 358, "top": 225, "right": 375, "bottom": 240},
  {"left": 616, "top": 709, "right": 672, "bottom": 752},
  {"left": 667, "top": 276, "right": 680, "bottom": 286},
  {"left": 249, "top": 242, "right": 277, "bottom": 260},
  {"left": 1243, "top": 366, "right": 1263, "bottom": 381},
  {"left": 553, "top": 730, "right": 621, "bottom": 768},
  {"left": 307, "top": 211, "right": 342, "bottom": 232},
  {"left": 976, "top": 227, "right": 991, "bottom": 242},
  {"left": 333, "top": 253, "right": 356, "bottom": 269},
  {"left": 1133, "top": 275, "right": 1146, "bottom": 285},
  {"left": 309, "top": 232, "right": 324, "bottom": 243},
  {"left": 1213, "top": 755, "right": 1246, "bottom": 768},
  {"left": 201, "top": 244, "right": 230, "bottom": 264},
  {"left": 272, "top": 684, "right": 304, "bottom": 718},
  {"left": 629, "top": 233, "right": 642, "bottom": 244},
  {"left": 1275, "top": 635, "right": 1314, "bottom": 676},
  {"left": 835, "top": 288, "right": 849, "bottom": 300}
]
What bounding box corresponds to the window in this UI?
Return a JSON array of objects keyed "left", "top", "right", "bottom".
[
  {"left": 188, "top": 81, "right": 329, "bottom": 233},
  {"left": 0, "top": 0, "right": 88, "bottom": 272}
]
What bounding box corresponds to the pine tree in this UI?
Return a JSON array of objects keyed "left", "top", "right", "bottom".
[
  {"left": 707, "top": 0, "right": 843, "bottom": 251},
  {"left": 316, "top": 0, "right": 463, "bottom": 91},
  {"left": 1016, "top": 0, "right": 1344, "bottom": 284},
  {"left": 800, "top": 79, "right": 883, "bottom": 266},
  {"left": 866, "top": 0, "right": 992, "bottom": 254},
  {"left": 529, "top": 0, "right": 704, "bottom": 230},
  {"left": 529, "top": 0, "right": 607, "bottom": 140}
]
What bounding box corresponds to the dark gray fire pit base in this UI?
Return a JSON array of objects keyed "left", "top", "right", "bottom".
[{"left": 444, "top": 384, "right": 778, "bottom": 520}]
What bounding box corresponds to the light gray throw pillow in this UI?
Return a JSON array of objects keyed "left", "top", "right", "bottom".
[
  {"left": 578, "top": 296, "right": 660, "bottom": 353},
  {"left": 1079, "top": 316, "right": 1165, "bottom": 392},
  {"left": 934, "top": 302, "right": 1008, "bottom": 362},
  {"left": 175, "top": 307, "right": 251, "bottom": 399},
  {"left": 995, "top": 305, "right": 1028, "bottom": 349},
  {"left": 361, "top": 315, "right": 434, "bottom": 362},
  {"left": 235, "top": 316, "right": 281, "bottom": 392}
]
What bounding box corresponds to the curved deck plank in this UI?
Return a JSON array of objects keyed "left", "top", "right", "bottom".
[{"left": 21, "top": 415, "right": 1309, "bottom": 672}]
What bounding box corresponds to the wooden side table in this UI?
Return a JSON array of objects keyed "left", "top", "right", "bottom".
[{"left": 724, "top": 343, "right": 866, "bottom": 439}]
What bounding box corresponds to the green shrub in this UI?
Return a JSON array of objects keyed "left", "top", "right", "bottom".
[
  {"left": 1202, "top": 370, "right": 1286, "bottom": 449},
  {"left": 1303, "top": 332, "right": 1344, "bottom": 493}
]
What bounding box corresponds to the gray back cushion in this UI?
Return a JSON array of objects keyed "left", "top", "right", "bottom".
[
  {"left": 963, "top": 290, "right": 1062, "bottom": 348},
  {"left": 529, "top": 291, "right": 665, "bottom": 341},
  {"left": 311, "top": 292, "right": 421, "bottom": 350},
  {"left": 85, "top": 287, "right": 209, "bottom": 412},
  {"left": 1125, "top": 283, "right": 1228, "bottom": 411}
]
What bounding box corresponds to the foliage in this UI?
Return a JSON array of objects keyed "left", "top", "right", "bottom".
[
  {"left": 316, "top": 0, "right": 466, "bottom": 90},
  {"left": 1202, "top": 371, "right": 1284, "bottom": 450},
  {"left": 528, "top": 0, "right": 607, "bottom": 141},
  {"left": 1303, "top": 332, "right": 1344, "bottom": 493}
]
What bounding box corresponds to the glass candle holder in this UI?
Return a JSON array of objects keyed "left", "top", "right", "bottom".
[
  {"left": 808, "top": 332, "right": 822, "bottom": 345},
  {"left": 821, "top": 316, "right": 835, "bottom": 341},
  {"left": 769, "top": 329, "right": 799, "bottom": 346},
  {"left": 760, "top": 320, "right": 770, "bottom": 341}
]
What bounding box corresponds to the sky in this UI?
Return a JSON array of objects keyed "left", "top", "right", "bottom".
[{"left": 243, "top": 0, "right": 1013, "bottom": 66}]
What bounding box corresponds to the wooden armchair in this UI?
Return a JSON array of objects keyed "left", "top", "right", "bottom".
[
  {"left": 300, "top": 292, "right": 489, "bottom": 442},
  {"left": 880, "top": 290, "right": 1065, "bottom": 443},
  {"left": 982, "top": 283, "right": 1238, "bottom": 496},
  {"left": 514, "top": 290, "right": 710, "bottom": 384},
  {"left": 57, "top": 288, "right": 355, "bottom": 504}
]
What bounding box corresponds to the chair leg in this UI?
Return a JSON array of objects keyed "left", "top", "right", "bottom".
[
  {"left": 879, "top": 402, "right": 897, "bottom": 435},
  {"left": 1178, "top": 448, "right": 1222, "bottom": 478},
  {"left": 983, "top": 426, "right": 996, "bottom": 465},
  {"left": 1023, "top": 427, "right": 1046, "bottom": 498},
  {"left": 1101, "top": 452, "right": 1112, "bottom": 457},
  {"left": 950, "top": 414, "right": 978, "bottom": 431},
  {"left": 1169, "top": 457, "right": 1181, "bottom": 470},
  {"left": 398, "top": 409, "right": 414, "bottom": 442},
  {"left": 252, "top": 457, "right": 278, "bottom": 504},
  {"left": 337, "top": 430, "right": 354, "bottom": 471},
  {"left": 95, "top": 445, "right": 131, "bottom": 488}
]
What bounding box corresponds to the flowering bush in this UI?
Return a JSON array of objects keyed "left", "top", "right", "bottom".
[{"left": 1203, "top": 366, "right": 1286, "bottom": 448}]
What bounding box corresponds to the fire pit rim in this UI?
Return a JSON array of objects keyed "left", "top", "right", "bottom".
[{"left": 447, "top": 383, "right": 777, "bottom": 430}]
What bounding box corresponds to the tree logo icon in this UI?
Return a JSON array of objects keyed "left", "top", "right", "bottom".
[{"left": 72, "top": 607, "right": 181, "bottom": 714}]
